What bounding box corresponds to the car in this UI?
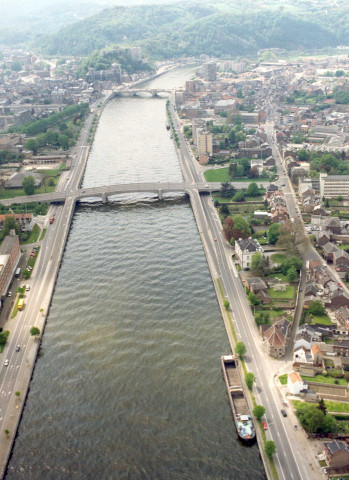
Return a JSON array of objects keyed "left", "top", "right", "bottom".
[
  {"left": 7, "top": 291, "right": 11, "bottom": 297},
  {"left": 338, "top": 282, "right": 343, "bottom": 287},
  {"left": 26, "top": 285, "right": 30, "bottom": 291},
  {"left": 214, "top": 237, "right": 217, "bottom": 241},
  {"left": 4, "top": 359, "right": 9, "bottom": 366},
  {"left": 281, "top": 409, "right": 287, "bottom": 417},
  {"left": 281, "top": 183, "right": 285, "bottom": 187},
  {"left": 16, "top": 346, "right": 20, "bottom": 352},
  {"left": 262, "top": 422, "right": 268, "bottom": 430},
  {"left": 30, "top": 253, "right": 35, "bottom": 257},
  {"left": 204, "top": 184, "right": 209, "bottom": 188}
]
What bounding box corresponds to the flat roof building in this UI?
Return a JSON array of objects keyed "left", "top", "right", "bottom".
[{"left": 320, "top": 173, "right": 349, "bottom": 199}]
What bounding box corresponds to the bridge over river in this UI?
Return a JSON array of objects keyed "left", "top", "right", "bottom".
[
  {"left": 113, "top": 88, "right": 172, "bottom": 97},
  {"left": 0, "top": 181, "right": 228, "bottom": 206}
]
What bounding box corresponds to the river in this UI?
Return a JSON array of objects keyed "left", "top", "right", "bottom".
[{"left": 6, "top": 67, "right": 266, "bottom": 480}]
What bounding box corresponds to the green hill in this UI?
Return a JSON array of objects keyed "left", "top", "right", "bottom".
[{"left": 33, "top": 0, "right": 349, "bottom": 59}]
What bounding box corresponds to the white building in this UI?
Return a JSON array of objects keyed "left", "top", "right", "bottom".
[
  {"left": 320, "top": 173, "right": 349, "bottom": 199},
  {"left": 197, "top": 131, "right": 213, "bottom": 156},
  {"left": 288, "top": 371, "right": 308, "bottom": 395},
  {"left": 235, "top": 238, "right": 264, "bottom": 270}
]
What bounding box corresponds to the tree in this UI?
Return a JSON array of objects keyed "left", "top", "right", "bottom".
[
  {"left": 253, "top": 405, "right": 265, "bottom": 419},
  {"left": 268, "top": 223, "right": 281, "bottom": 245},
  {"left": 308, "top": 300, "right": 326, "bottom": 316},
  {"left": 276, "top": 219, "right": 307, "bottom": 254},
  {"left": 4, "top": 429, "right": 9, "bottom": 438},
  {"left": 248, "top": 292, "right": 260, "bottom": 306},
  {"left": 58, "top": 134, "right": 69, "bottom": 150},
  {"left": 297, "top": 149, "right": 309, "bottom": 162},
  {"left": 245, "top": 372, "right": 255, "bottom": 391},
  {"left": 220, "top": 182, "right": 235, "bottom": 198},
  {"left": 0, "top": 331, "right": 9, "bottom": 346},
  {"left": 287, "top": 266, "right": 298, "bottom": 283},
  {"left": 280, "top": 256, "right": 303, "bottom": 276},
  {"left": 232, "top": 191, "right": 245, "bottom": 202},
  {"left": 22, "top": 176, "right": 35, "bottom": 195},
  {"left": 15, "top": 391, "right": 20, "bottom": 398},
  {"left": 232, "top": 215, "right": 250, "bottom": 237},
  {"left": 1, "top": 216, "right": 19, "bottom": 238},
  {"left": 220, "top": 204, "right": 229, "bottom": 216},
  {"left": 251, "top": 252, "right": 264, "bottom": 276},
  {"left": 317, "top": 398, "right": 327, "bottom": 415},
  {"left": 24, "top": 139, "right": 39, "bottom": 155},
  {"left": 224, "top": 299, "right": 230, "bottom": 311},
  {"left": 235, "top": 342, "right": 246, "bottom": 358},
  {"left": 223, "top": 217, "right": 235, "bottom": 242},
  {"left": 265, "top": 440, "right": 276, "bottom": 458},
  {"left": 30, "top": 326, "right": 40, "bottom": 338},
  {"left": 246, "top": 182, "right": 260, "bottom": 197}
]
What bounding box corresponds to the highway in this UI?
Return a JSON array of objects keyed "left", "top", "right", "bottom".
[
  {"left": 170, "top": 101, "right": 318, "bottom": 480},
  {"left": 0, "top": 105, "right": 94, "bottom": 478}
]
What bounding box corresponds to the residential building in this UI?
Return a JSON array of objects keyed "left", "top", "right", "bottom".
[
  {"left": 202, "top": 62, "right": 217, "bottom": 82},
  {"left": 197, "top": 131, "right": 213, "bottom": 156},
  {"left": 5, "top": 171, "right": 43, "bottom": 189},
  {"left": 288, "top": 372, "right": 307, "bottom": 395},
  {"left": 323, "top": 440, "right": 349, "bottom": 470},
  {"left": 0, "top": 232, "right": 20, "bottom": 304},
  {"left": 0, "top": 214, "right": 33, "bottom": 232},
  {"left": 235, "top": 238, "right": 264, "bottom": 270},
  {"left": 260, "top": 319, "right": 290, "bottom": 358},
  {"left": 320, "top": 173, "right": 349, "bottom": 199}
]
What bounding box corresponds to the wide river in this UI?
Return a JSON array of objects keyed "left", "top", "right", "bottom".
[{"left": 6, "top": 68, "right": 266, "bottom": 479}]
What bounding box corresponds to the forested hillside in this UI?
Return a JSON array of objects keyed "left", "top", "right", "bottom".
[{"left": 32, "top": 0, "right": 349, "bottom": 59}]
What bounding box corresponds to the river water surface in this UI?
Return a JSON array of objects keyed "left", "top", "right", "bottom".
[{"left": 6, "top": 68, "right": 266, "bottom": 480}]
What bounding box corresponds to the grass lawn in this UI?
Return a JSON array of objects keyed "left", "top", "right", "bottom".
[
  {"left": 301, "top": 374, "right": 347, "bottom": 386},
  {"left": 244, "top": 195, "right": 265, "bottom": 202},
  {"left": 310, "top": 314, "right": 333, "bottom": 325},
  {"left": 269, "top": 273, "right": 289, "bottom": 283},
  {"left": 255, "top": 308, "right": 287, "bottom": 319},
  {"left": 20, "top": 224, "right": 40, "bottom": 245},
  {"left": 0, "top": 181, "right": 57, "bottom": 200},
  {"left": 39, "top": 228, "right": 47, "bottom": 241},
  {"left": 269, "top": 285, "right": 295, "bottom": 299},
  {"left": 279, "top": 374, "right": 288, "bottom": 385},
  {"left": 204, "top": 168, "right": 230, "bottom": 182},
  {"left": 212, "top": 195, "right": 233, "bottom": 203},
  {"left": 325, "top": 401, "right": 349, "bottom": 413},
  {"left": 204, "top": 168, "right": 265, "bottom": 182},
  {"left": 339, "top": 243, "right": 349, "bottom": 250},
  {"left": 271, "top": 253, "right": 287, "bottom": 264}
]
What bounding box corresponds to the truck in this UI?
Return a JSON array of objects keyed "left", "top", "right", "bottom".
[
  {"left": 15, "top": 267, "right": 21, "bottom": 278},
  {"left": 49, "top": 217, "right": 54, "bottom": 224},
  {"left": 18, "top": 299, "right": 24, "bottom": 311}
]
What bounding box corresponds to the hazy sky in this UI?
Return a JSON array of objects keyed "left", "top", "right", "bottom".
[{"left": 0, "top": 0, "right": 184, "bottom": 32}]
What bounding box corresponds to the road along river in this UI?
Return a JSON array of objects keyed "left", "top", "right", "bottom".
[{"left": 6, "top": 68, "right": 266, "bottom": 479}]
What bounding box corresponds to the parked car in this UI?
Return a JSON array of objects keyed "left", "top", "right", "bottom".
[
  {"left": 16, "top": 346, "right": 20, "bottom": 352},
  {"left": 281, "top": 409, "right": 287, "bottom": 417},
  {"left": 4, "top": 359, "right": 9, "bottom": 366},
  {"left": 7, "top": 291, "right": 11, "bottom": 297},
  {"left": 262, "top": 422, "right": 268, "bottom": 430},
  {"left": 26, "top": 285, "right": 30, "bottom": 291},
  {"left": 338, "top": 282, "right": 343, "bottom": 287}
]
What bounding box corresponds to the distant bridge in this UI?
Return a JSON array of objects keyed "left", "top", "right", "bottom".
[
  {"left": 113, "top": 88, "right": 173, "bottom": 98},
  {"left": 0, "top": 182, "right": 225, "bottom": 206}
]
